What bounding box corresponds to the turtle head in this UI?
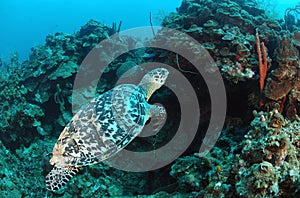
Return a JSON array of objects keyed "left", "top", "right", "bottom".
[{"left": 138, "top": 68, "right": 169, "bottom": 100}]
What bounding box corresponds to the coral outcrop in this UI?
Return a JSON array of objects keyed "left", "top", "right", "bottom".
[
  {"left": 169, "top": 108, "right": 300, "bottom": 197},
  {"left": 264, "top": 30, "right": 300, "bottom": 117},
  {"left": 235, "top": 109, "right": 300, "bottom": 197},
  {"left": 161, "top": 0, "right": 300, "bottom": 118},
  {"left": 0, "top": 19, "right": 133, "bottom": 150}
]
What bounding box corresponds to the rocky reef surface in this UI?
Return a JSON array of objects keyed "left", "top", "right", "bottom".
[{"left": 0, "top": 0, "right": 299, "bottom": 197}]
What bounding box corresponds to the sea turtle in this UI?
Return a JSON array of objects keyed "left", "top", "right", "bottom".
[{"left": 45, "top": 67, "right": 169, "bottom": 191}]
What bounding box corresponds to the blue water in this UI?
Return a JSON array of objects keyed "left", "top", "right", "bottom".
[
  {"left": 0, "top": 0, "right": 299, "bottom": 62},
  {"left": 0, "top": 0, "right": 181, "bottom": 61}
]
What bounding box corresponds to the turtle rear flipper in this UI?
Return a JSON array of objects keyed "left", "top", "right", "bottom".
[{"left": 45, "top": 166, "right": 78, "bottom": 191}]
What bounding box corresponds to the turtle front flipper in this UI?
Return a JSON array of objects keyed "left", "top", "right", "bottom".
[
  {"left": 139, "top": 104, "right": 167, "bottom": 137},
  {"left": 45, "top": 166, "right": 79, "bottom": 191}
]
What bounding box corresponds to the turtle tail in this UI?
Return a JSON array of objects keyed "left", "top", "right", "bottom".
[{"left": 45, "top": 166, "right": 78, "bottom": 191}]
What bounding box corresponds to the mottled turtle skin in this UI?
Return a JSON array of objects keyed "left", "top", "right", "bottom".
[{"left": 46, "top": 68, "right": 169, "bottom": 191}]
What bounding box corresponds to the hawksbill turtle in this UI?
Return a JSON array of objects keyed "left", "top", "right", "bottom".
[{"left": 45, "top": 68, "right": 169, "bottom": 191}]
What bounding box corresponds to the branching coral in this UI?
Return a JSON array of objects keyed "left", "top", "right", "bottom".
[
  {"left": 255, "top": 30, "right": 268, "bottom": 94},
  {"left": 284, "top": 3, "right": 300, "bottom": 31}
]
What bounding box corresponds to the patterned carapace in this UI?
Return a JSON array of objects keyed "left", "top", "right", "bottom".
[{"left": 45, "top": 68, "right": 169, "bottom": 191}]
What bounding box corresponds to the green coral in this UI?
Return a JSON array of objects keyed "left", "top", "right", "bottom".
[
  {"left": 236, "top": 109, "right": 300, "bottom": 197},
  {"left": 48, "top": 61, "right": 78, "bottom": 80}
]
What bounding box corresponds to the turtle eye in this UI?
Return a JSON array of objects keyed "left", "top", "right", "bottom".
[{"left": 145, "top": 118, "right": 151, "bottom": 125}]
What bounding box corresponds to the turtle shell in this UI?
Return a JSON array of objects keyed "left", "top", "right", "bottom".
[{"left": 49, "top": 84, "right": 150, "bottom": 168}]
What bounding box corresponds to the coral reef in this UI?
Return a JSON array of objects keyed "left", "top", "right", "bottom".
[
  {"left": 0, "top": 0, "right": 299, "bottom": 197},
  {"left": 169, "top": 108, "right": 300, "bottom": 197},
  {"left": 0, "top": 19, "right": 172, "bottom": 197},
  {"left": 161, "top": 0, "right": 279, "bottom": 84},
  {"left": 0, "top": 53, "right": 45, "bottom": 149},
  {"left": 284, "top": 3, "right": 300, "bottom": 32},
  {"left": 0, "top": 139, "right": 23, "bottom": 197},
  {"left": 264, "top": 30, "right": 300, "bottom": 117},
  {"left": 170, "top": 149, "right": 235, "bottom": 197},
  {"left": 161, "top": 0, "right": 300, "bottom": 119},
  {"left": 0, "top": 19, "right": 143, "bottom": 150},
  {"left": 155, "top": 0, "right": 300, "bottom": 197},
  {"left": 235, "top": 108, "right": 300, "bottom": 197}
]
